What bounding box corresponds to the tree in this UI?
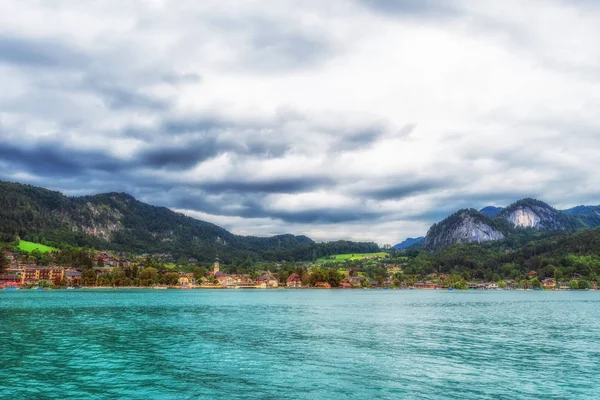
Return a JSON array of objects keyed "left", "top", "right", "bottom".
[
  {"left": 569, "top": 280, "right": 579, "bottom": 290},
  {"left": 0, "top": 255, "right": 8, "bottom": 271},
  {"left": 139, "top": 267, "right": 159, "bottom": 286},
  {"left": 163, "top": 272, "right": 180, "bottom": 286},
  {"left": 82, "top": 269, "right": 97, "bottom": 286},
  {"left": 193, "top": 267, "right": 207, "bottom": 282},
  {"left": 530, "top": 277, "right": 541, "bottom": 289},
  {"left": 578, "top": 280, "right": 591, "bottom": 290},
  {"left": 326, "top": 269, "right": 342, "bottom": 287}
]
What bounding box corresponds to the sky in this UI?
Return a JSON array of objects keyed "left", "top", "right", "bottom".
[{"left": 1, "top": 0, "right": 600, "bottom": 245}]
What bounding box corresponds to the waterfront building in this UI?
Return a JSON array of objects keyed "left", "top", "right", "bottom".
[
  {"left": 414, "top": 281, "right": 437, "bottom": 290},
  {"left": 257, "top": 273, "right": 278, "bottom": 288},
  {"left": 65, "top": 269, "right": 82, "bottom": 285},
  {"left": 178, "top": 273, "right": 193, "bottom": 286},
  {"left": 286, "top": 273, "right": 302, "bottom": 288},
  {"left": 542, "top": 278, "right": 556, "bottom": 289},
  {"left": 0, "top": 267, "right": 22, "bottom": 287},
  {"left": 21, "top": 266, "right": 64, "bottom": 285}
]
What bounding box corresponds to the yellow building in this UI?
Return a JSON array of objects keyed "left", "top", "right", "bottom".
[{"left": 21, "top": 266, "right": 64, "bottom": 285}]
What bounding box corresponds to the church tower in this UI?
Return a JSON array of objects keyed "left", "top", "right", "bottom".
[{"left": 213, "top": 256, "right": 220, "bottom": 274}]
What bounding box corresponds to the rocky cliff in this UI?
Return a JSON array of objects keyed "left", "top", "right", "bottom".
[
  {"left": 424, "top": 209, "right": 506, "bottom": 250},
  {"left": 498, "top": 199, "right": 571, "bottom": 230}
]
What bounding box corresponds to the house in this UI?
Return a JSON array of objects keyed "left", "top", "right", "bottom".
[
  {"left": 348, "top": 276, "right": 363, "bottom": 287},
  {"left": 217, "top": 275, "right": 236, "bottom": 286},
  {"left": 542, "top": 278, "right": 556, "bottom": 289},
  {"left": 286, "top": 273, "right": 302, "bottom": 288},
  {"left": 368, "top": 279, "right": 380, "bottom": 287},
  {"left": 257, "top": 273, "right": 278, "bottom": 288},
  {"left": 65, "top": 269, "right": 82, "bottom": 284},
  {"left": 558, "top": 282, "right": 570, "bottom": 290},
  {"left": 313, "top": 281, "right": 331, "bottom": 288},
  {"left": 0, "top": 271, "right": 21, "bottom": 287},
  {"left": 178, "top": 273, "right": 193, "bottom": 286},
  {"left": 414, "top": 281, "right": 436, "bottom": 290},
  {"left": 339, "top": 282, "right": 352, "bottom": 289}
]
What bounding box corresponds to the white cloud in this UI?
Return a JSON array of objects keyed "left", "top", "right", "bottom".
[{"left": 1, "top": 0, "right": 600, "bottom": 245}]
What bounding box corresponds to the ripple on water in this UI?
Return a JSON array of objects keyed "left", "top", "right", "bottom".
[{"left": 1, "top": 290, "right": 600, "bottom": 399}]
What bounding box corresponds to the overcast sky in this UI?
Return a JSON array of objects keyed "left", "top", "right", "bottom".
[{"left": 1, "top": 0, "right": 600, "bottom": 245}]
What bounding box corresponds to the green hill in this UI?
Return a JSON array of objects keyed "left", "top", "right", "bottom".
[{"left": 0, "top": 180, "right": 378, "bottom": 263}]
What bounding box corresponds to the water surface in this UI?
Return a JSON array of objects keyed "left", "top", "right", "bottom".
[{"left": 1, "top": 290, "right": 599, "bottom": 399}]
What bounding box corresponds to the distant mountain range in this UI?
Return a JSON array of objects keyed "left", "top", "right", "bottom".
[
  {"left": 423, "top": 198, "right": 600, "bottom": 250},
  {"left": 0, "top": 181, "right": 379, "bottom": 262},
  {"left": 393, "top": 237, "right": 424, "bottom": 250}
]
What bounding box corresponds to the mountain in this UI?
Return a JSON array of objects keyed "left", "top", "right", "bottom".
[
  {"left": 423, "top": 198, "right": 600, "bottom": 251},
  {"left": 393, "top": 237, "right": 424, "bottom": 250},
  {"left": 498, "top": 198, "right": 573, "bottom": 230},
  {"left": 0, "top": 181, "right": 379, "bottom": 262},
  {"left": 423, "top": 209, "right": 507, "bottom": 250},
  {"left": 562, "top": 205, "right": 600, "bottom": 229},
  {"left": 479, "top": 206, "right": 503, "bottom": 218},
  {"left": 562, "top": 205, "right": 600, "bottom": 215}
]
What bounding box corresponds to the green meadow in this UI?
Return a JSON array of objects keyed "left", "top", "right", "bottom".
[
  {"left": 316, "top": 252, "right": 389, "bottom": 263},
  {"left": 17, "top": 240, "right": 58, "bottom": 253}
]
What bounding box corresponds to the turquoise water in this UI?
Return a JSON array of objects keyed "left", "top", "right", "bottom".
[{"left": 1, "top": 290, "right": 599, "bottom": 399}]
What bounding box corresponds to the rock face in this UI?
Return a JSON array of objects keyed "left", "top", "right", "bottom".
[
  {"left": 424, "top": 209, "right": 505, "bottom": 250},
  {"left": 499, "top": 199, "right": 569, "bottom": 230}
]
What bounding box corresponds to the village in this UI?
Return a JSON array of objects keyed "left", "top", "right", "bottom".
[{"left": 0, "top": 249, "right": 591, "bottom": 291}]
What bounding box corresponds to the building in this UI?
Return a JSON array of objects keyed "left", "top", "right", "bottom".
[
  {"left": 286, "top": 273, "right": 302, "bottom": 288},
  {"left": 178, "top": 273, "right": 193, "bottom": 286},
  {"left": 313, "top": 281, "right": 331, "bottom": 288},
  {"left": 0, "top": 268, "right": 21, "bottom": 287},
  {"left": 542, "top": 278, "right": 556, "bottom": 289},
  {"left": 414, "top": 281, "right": 437, "bottom": 290},
  {"left": 21, "top": 266, "right": 64, "bottom": 285},
  {"left": 257, "top": 273, "right": 278, "bottom": 288},
  {"left": 65, "top": 269, "right": 82, "bottom": 285}
]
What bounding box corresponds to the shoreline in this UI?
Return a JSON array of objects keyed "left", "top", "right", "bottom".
[{"left": 1, "top": 286, "right": 597, "bottom": 292}]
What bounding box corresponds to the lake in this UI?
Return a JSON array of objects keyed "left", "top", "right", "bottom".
[{"left": 1, "top": 289, "right": 599, "bottom": 399}]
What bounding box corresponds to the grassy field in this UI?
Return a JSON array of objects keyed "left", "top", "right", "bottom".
[
  {"left": 17, "top": 240, "right": 58, "bottom": 253},
  {"left": 316, "top": 252, "right": 389, "bottom": 263}
]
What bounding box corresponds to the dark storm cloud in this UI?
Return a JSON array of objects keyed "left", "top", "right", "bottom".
[
  {"left": 269, "top": 208, "right": 385, "bottom": 224},
  {"left": 136, "top": 138, "right": 222, "bottom": 168},
  {"left": 0, "top": 142, "right": 123, "bottom": 176},
  {"left": 0, "top": 35, "right": 89, "bottom": 68},
  {"left": 83, "top": 78, "right": 170, "bottom": 111},
  {"left": 172, "top": 193, "right": 382, "bottom": 224},
  {"left": 333, "top": 129, "right": 383, "bottom": 151},
  {"left": 200, "top": 177, "right": 333, "bottom": 195},
  {"left": 366, "top": 180, "right": 446, "bottom": 200},
  {"left": 357, "top": 0, "right": 459, "bottom": 17}
]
